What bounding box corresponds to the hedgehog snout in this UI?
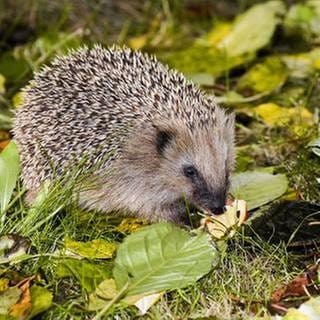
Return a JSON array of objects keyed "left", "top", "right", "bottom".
[
  {"left": 192, "top": 187, "right": 227, "bottom": 216},
  {"left": 184, "top": 166, "right": 228, "bottom": 215}
]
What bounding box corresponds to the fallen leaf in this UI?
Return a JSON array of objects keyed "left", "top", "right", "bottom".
[
  {"left": 0, "top": 74, "right": 5, "bottom": 94},
  {"left": 254, "top": 103, "right": 313, "bottom": 126},
  {"left": 272, "top": 263, "right": 319, "bottom": 303},
  {"left": 161, "top": 46, "right": 254, "bottom": 77},
  {"left": 217, "top": 1, "right": 285, "bottom": 57},
  {"left": 0, "top": 140, "right": 10, "bottom": 151},
  {"left": 282, "top": 308, "right": 310, "bottom": 320},
  {"left": 197, "top": 22, "right": 232, "bottom": 46},
  {"left": 0, "top": 286, "right": 21, "bottom": 314},
  {"left": 114, "top": 223, "right": 218, "bottom": 296},
  {"left": 0, "top": 279, "right": 9, "bottom": 292},
  {"left": 56, "top": 259, "right": 113, "bottom": 293},
  {"left": 281, "top": 296, "right": 320, "bottom": 320},
  {"left": 87, "top": 278, "right": 117, "bottom": 311},
  {"left": 282, "top": 48, "right": 320, "bottom": 78},
  {"left": 186, "top": 73, "right": 215, "bottom": 86},
  {"left": 128, "top": 35, "right": 149, "bottom": 50},
  {"left": 64, "top": 237, "right": 117, "bottom": 259},
  {"left": 124, "top": 292, "right": 163, "bottom": 315},
  {"left": 201, "top": 199, "right": 247, "bottom": 239},
  {"left": 28, "top": 285, "right": 53, "bottom": 319},
  {"left": 12, "top": 91, "right": 25, "bottom": 108},
  {"left": 231, "top": 171, "right": 288, "bottom": 210},
  {"left": 0, "top": 142, "right": 20, "bottom": 214},
  {"left": 88, "top": 278, "right": 163, "bottom": 315},
  {"left": 284, "top": 2, "right": 320, "bottom": 42},
  {"left": 237, "top": 56, "right": 288, "bottom": 93},
  {"left": 9, "top": 277, "right": 33, "bottom": 319},
  {"left": 116, "top": 218, "right": 149, "bottom": 234}
]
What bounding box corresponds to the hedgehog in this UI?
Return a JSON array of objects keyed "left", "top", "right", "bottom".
[{"left": 13, "top": 45, "right": 235, "bottom": 224}]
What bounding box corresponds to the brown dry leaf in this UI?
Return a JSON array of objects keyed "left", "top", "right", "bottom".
[
  {"left": 0, "top": 139, "right": 10, "bottom": 151},
  {"left": 271, "top": 263, "right": 320, "bottom": 303},
  {"left": 9, "top": 276, "right": 35, "bottom": 319}
]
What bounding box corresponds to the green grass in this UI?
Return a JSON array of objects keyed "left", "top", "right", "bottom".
[{"left": 0, "top": 172, "right": 302, "bottom": 319}]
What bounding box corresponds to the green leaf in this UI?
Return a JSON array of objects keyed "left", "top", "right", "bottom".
[
  {"left": 56, "top": 259, "right": 113, "bottom": 293},
  {"left": 0, "top": 52, "right": 30, "bottom": 85},
  {"left": 28, "top": 286, "right": 53, "bottom": 319},
  {"left": 284, "top": 2, "right": 320, "bottom": 42},
  {"left": 113, "top": 223, "right": 218, "bottom": 296},
  {"left": 186, "top": 73, "right": 215, "bottom": 86},
  {"left": 160, "top": 46, "right": 254, "bottom": 77},
  {"left": 87, "top": 279, "right": 118, "bottom": 311},
  {"left": 0, "top": 142, "right": 20, "bottom": 214},
  {"left": 231, "top": 171, "right": 288, "bottom": 210},
  {"left": 217, "top": 1, "right": 285, "bottom": 57},
  {"left": 282, "top": 48, "right": 320, "bottom": 79},
  {"left": 282, "top": 296, "right": 320, "bottom": 319}
]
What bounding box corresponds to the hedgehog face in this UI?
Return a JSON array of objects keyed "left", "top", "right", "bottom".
[
  {"left": 155, "top": 116, "right": 235, "bottom": 221},
  {"left": 115, "top": 114, "right": 234, "bottom": 224}
]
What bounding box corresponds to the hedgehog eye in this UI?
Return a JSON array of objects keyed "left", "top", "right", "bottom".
[{"left": 183, "top": 165, "right": 197, "bottom": 179}]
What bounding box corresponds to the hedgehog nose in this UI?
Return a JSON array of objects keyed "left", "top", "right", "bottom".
[
  {"left": 210, "top": 206, "right": 226, "bottom": 215},
  {"left": 207, "top": 196, "right": 227, "bottom": 215}
]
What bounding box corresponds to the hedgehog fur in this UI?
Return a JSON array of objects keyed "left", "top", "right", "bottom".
[{"left": 13, "top": 45, "right": 235, "bottom": 224}]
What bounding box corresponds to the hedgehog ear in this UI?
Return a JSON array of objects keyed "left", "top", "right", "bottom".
[{"left": 155, "top": 128, "right": 174, "bottom": 155}]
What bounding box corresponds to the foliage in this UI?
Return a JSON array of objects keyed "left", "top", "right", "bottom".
[
  {"left": 0, "top": 142, "right": 20, "bottom": 220},
  {"left": 114, "top": 223, "right": 217, "bottom": 296},
  {"left": 0, "top": 0, "right": 319, "bottom": 319}
]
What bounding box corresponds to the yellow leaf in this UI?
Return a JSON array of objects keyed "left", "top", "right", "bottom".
[
  {"left": 283, "top": 308, "right": 309, "bottom": 320},
  {"left": 313, "top": 58, "right": 320, "bottom": 69},
  {"left": 64, "top": 237, "right": 117, "bottom": 259},
  {"left": 198, "top": 22, "right": 232, "bottom": 46},
  {"left": 0, "top": 278, "right": 10, "bottom": 292},
  {"left": 0, "top": 74, "right": 5, "bottom": 94},
  {"left": 116, "top": 218, "right": 149, "bottom": 234},
  {"left": 12, "top": 91, "right": 25, "bottom": 108},
  {"left": 129, "top": 35, "right": 149, "bottom": 50},
  {"left": 254, "top": 103, "right": 313, "bottom": 126},
  {"left": 237, "top": 56, "right": 288, "bottom": 93}
]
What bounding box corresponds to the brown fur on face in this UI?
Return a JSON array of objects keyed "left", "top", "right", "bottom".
[{"left": 81, "top": 110, "right": 235, "bottom": 224}]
